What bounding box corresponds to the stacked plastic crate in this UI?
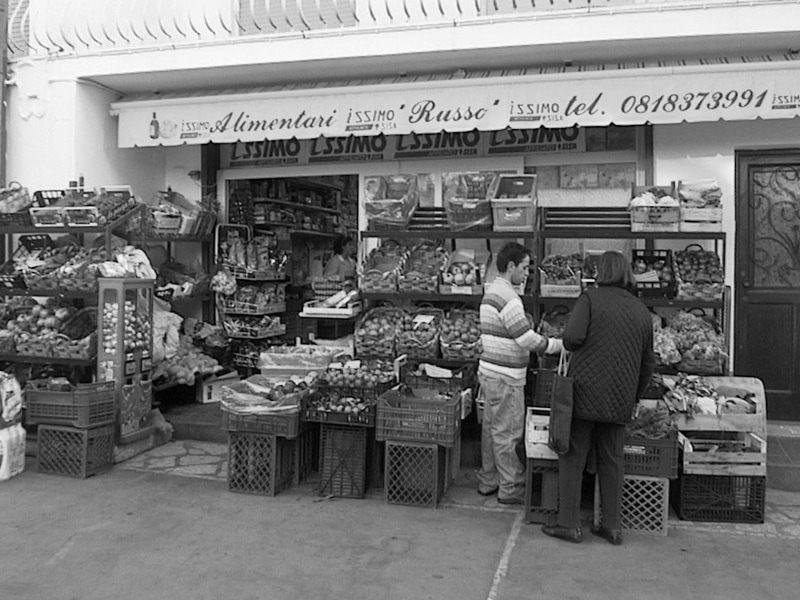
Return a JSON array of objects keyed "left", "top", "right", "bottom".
[
  {"left": 26, "top": 380, "right": 117, "bottom": 478},
  {"left": 377, "top": 364, "right": 472, "bottom": 508}
]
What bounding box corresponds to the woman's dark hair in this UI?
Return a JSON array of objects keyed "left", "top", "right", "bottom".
[
  {"left": 595, "top": 251, "right": 636, "bottom": 291},
  {"left": 333, "top": 235, "right": 353, "bottom": 255},
  {"left": 496, "top": 242, "right": 531, "bottom": 273}
]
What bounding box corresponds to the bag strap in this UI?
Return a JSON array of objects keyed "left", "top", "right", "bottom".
[{"left": 557, "top": 348, "right": 570, "bottom": 376}]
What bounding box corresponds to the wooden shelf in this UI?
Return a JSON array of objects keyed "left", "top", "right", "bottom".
[
  {"left": 0, "top": 206, "right": 141, "bottom": 235},
  {"left": 253, "top": 197, "right": 339, "bottom": 215},
  {"left": 0, "top": 288, "right": 95, "bottom": 300},
  {"left": 0, "top": 353, "right": 96, "bottom": 366},
  {"left": 540, "top": 295, "right": 724, "bottom": 309},
  {"left": 360, "top": 230, "right": 534, "bottom": 240},
  {"left": 542, "top": 228, "right": 724, "bottom": 240},
  {"left": 360, "top": 292, "right": 485, "bottom": 303}
]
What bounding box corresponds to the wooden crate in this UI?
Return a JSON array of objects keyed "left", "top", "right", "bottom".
[
  {"left": 680, "top": 432, "right": 767, "bottom": 476},
  {"left": 655, "top": 376, "right": 766, "bottom": 436}
]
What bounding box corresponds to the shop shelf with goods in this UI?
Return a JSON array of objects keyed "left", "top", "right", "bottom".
[
  {"left": 213, "top": 224, "right": 291, "bottom": 375},
  {"left": 97, "top": 277, "right": 155, "bottom": 445},
  {"left": 537, "top": 205, "right": 729, "bottom": 377},
  {"left": 0, "top": 189, "right": 152, "bottom": 394}
]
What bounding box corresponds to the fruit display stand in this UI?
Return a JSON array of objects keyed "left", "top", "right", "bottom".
[{"left": 97, "top": 277, "right": 155, "bottom": 444}]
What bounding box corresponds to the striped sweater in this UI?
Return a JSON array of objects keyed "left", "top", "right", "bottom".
[{"left": 479, "top": 278, "right": 550, "bottom": 382}]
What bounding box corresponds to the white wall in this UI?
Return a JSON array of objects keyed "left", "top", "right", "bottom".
[{"left": 6, "top": 77, "right": 166, "bottom": 199}]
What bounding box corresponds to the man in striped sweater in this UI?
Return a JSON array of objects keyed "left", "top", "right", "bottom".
[{"left": 478, "top": 242, "right": 562, "bottom": 504}]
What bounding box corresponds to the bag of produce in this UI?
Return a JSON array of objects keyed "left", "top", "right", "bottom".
[
  {"left": 442, "top": 172, "right": 494, "bottom": 231},
  {"left": 364, "top": 175, "right": 419, "bottom": 229}
]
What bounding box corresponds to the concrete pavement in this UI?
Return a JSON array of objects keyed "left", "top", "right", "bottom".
[{"left": 1, "top": 444, "right": 798, "bottom": 600}]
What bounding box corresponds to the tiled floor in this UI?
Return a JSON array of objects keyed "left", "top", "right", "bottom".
[{"left": 117, "top": 439, "right": 800, "bottom": 540}]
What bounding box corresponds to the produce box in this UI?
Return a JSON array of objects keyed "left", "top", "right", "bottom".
[
  {"left": 25, "top": 379, "right": 116, "bottom": 428},
  {"left": 37, "top": 423, "right": 114, "bottom": 478},
  {"left": 679, "top": 431, "right": 766, "bottom": 476},
  {"left": 442, "top": 172, "right": 496, "bottom": 231},
  {"left": 197, "top": 371, "right": 240, "bottom": 404},
  {"left": 299, "top": 300, "right": 362, "bottom": 320},
  {"left": 629, "top": 205, "right": 680, "bottom": 232},
  {"left": 318, "top": 423, "right": 369, "bottom": 498},
  {"left": 524, "top": 458, "right": 559, "bottom": 523},
  {"left": 221, "top": 409, "right": 301, "bottom": 439},
  {"left": 439, "top": 249, "right": 487, "bottom": 295},
  {"left": 385, "top": 440, "right": 449, "bottom": 508},
  {"left": 489, "top": 175, "right": 537, "bottom": 232},
  {"left": 227, "top": 431, "right": 295, "bottom": 496},
  {"left": 364, "top": 174, "right": 419, "bottom": 230},
  {"left": 674, "top": 245, "right": 724, "bottom": 302},
  {"left": 29, "top": 206, "right": 66, "bottom": 227},
  {"left": 594, "top": 474, "right": 669, "bottom": 535},
  {"left": 354, "top": 307, "right": 403, "bottom": 359},
  {"left": 624, "top": 431, "right": 679, "bottom": 479},
  {"left": 632, "top": 249, "right": 676, "bottom": 299},
  {"left": 673, "top": 473, "right": 765, "bottom": 523},
  {"left": 375, "top": 386, "right": 463, "bottom": 447},
  {"left": 645, "top": 376, "right": 766, "bottom": 435}
]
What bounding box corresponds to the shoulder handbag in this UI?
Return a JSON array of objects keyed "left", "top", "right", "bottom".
[{"left": 547, "top": 349, "right": 574, "bottom": 455}]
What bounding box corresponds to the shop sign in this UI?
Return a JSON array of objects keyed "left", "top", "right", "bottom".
[
  {"left": 114, "top": 62, "right": 800, "bottom": 148},
  {"left": 224, "top": 127, "right": 583, "bottom": 167}
]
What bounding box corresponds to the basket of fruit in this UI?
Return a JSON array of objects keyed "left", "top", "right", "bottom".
[
  {"left": 440, "top": 308, "right": 482, "bottom": 361},
  {"left": 360, "top": 241, "right": 408, "bottom": 294},
  {"left": 0, "top": 182, "right": 34, "bottom": 226},
  {"left": 674, "top": 245, "right": 724, "bottom": 301},
  {"left": 632, "top": 249, "right": 676, "bottom": 299},
  {"left": 51, "top": 307, "right": 98, "bottom": 360},
  {"left": 396, "top": 307, "right": 443, "bottom": 360},
  {"left": 354, "top": 307, "right": 403, "bottom": 358},
  {"left": 539, "top": 253, "right": 583, "bottom": 298},
  {"left": 398, "top": 242, "right": 446, "bottom": 294},
  {"left": 629, "top": 186, "right": 680, "bottom": 232}
]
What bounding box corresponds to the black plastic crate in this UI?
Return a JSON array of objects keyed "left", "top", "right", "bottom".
[
  {"left": 632, "top": 249, "right": 676, "bottom": 299},
  {"left": 623, "top": 432, "right": 679, "bottom": 479},
  {"left": 293, "top": 423, "right": 317, "bottom": 485},
  {"left": 227, "top": 432, "right": 294, "bottom": 496},
  {"left": 385, "top": 441, "right": 447, "bottom": 508},
  {"left": 37, "top": 424, "right": 114, "bottom": 479},
  {"left": 524, "top": 458, "right": 559, "bottom": 524},
  {"left": 318, "top": 424, "right": 368, "bottom": 498},
  {"left": 673, "top": 473, "right": 766, "bottom": 523}
]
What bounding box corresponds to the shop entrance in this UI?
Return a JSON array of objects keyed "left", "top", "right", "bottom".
[{"left": 735, "top": 149, "right": 800, "bottom": 421}]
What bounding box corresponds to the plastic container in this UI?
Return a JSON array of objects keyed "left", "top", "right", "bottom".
[{"left": 25, "top": 380, "right": 116, "bottom": 428}]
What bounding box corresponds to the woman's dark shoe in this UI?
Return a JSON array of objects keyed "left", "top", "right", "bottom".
[
  {"left": 590, "top": 524, "right": 623, "bottom": 546},
  {"left": 541, "top": 524, "right": 583, "bottom": 543},
  {"left": 477, "top": 486, "right": 499, "bottom": 497}
]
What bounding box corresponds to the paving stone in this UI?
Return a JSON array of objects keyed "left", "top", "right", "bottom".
[
  {"left": 145, "top": 457, "right": 182, "bottom": 468},
  {"left": 178, "top": 455, "right": 224, "bottom": 466}
]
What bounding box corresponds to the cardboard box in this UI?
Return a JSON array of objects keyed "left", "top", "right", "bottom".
[{"left": 196, "top": 371, "right": 240, "bottom": 404}]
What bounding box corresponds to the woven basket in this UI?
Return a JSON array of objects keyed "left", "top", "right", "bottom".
[{"left": 355, "top": 306, "right": 403, "bottom": 358}]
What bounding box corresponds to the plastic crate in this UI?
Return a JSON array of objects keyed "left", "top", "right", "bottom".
[
  {"left": 37, "top": 424, "right": 115, "bottom": 479},
  {"left": 623, "top": 432, "right": 680, "bottom": 479},
  {"left": 303, "top": 403, "right": 376, "bottom": 427},
  {"left": 673, "top": 473, "right": 765, "bottom": 523},
  {"left": 524, "top": 458, "right": 559, "bottom": 524},
  {"left": 227, "top": 432, "right": 295, "bottom": 496},
  {"left": 25, "top": 380, "right": 116, "bottom": 428},
  {"left": 293, "top": 424, "right": 317, "bottom": 485},
  {"left": 632, "top": 249, "right": 676, "bottom": 299},
  {"left": 318, "top": 424, "right": 368, "bottom": 498},
  {"left": 400, "top": 362, "right": 475, "bottom": 394},
  {"left": 375, "top": 388, "right": 462, "bottom": 447},
  {"left": 594, "top": 474, "right": 669, "bottom": 536},
  {"left": 385, "top": 440, "right": 448, "bottom": 508},
  {"left": 221, "top": 409, "right": 302, "bottom": 439}
]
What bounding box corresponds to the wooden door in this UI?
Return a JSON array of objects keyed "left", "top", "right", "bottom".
[{"left": 735, "top": 149, "right": 800, "bottom": 421}]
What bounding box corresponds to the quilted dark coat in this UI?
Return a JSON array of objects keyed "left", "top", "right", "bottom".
[{"left": 561, "top": 286, "right": 655, "bottom": 424}]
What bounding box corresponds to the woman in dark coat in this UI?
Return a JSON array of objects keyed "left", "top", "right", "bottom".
[{"left": 542, "top": 251, "right": 655, "bottom": 545}]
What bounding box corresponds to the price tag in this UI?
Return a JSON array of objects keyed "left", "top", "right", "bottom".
[
  {"left": 412, "top": 314, "right": 435, "bottom": 329},
  {"left": 125, "top": 361, "right": 136, "bottom": 376}
]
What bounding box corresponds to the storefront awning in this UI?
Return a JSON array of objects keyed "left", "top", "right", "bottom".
[{"left": 110, "top": 55, "right": 800, "bottom": 148}]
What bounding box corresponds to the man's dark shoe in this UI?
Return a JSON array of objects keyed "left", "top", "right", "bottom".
[
  {"left": 477, "top": 486, "right": 499, "bottom": 497},
  {"left": 497, "top": 495, "right": 524, "bottom": 505},
  {"left": 590, "top": 524, "right": 623, "bottom": 546},
  {"left": 541, "top": 524, "right": 583, "bottom": 543}
]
